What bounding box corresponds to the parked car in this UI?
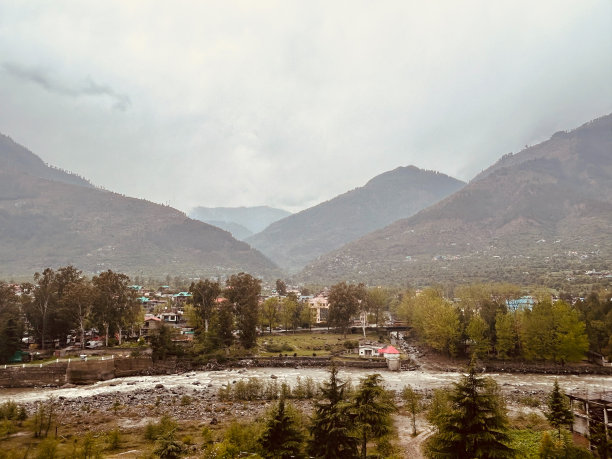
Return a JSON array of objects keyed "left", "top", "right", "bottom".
[{"left": 86, "top": 340, "right": 103, "bottom": 349}]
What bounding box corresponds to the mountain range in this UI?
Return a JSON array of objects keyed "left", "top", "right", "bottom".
[
  {"left": 0, "top": 134, "right": 277, "bottom": 280},
  {"left": 300, "top": 115, "right": 612, "bottom": 286},
  {"left": 189, "top": 206, "right": 291, "bottom": 240},
  {"left": 246, "top": 166, "right": 465, "bottom": 271},
  {"left": 2, "top": 113, "right": 610, "bottom": 286}
]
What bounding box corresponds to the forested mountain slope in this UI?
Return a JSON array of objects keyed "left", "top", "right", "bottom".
[
  {"left": 0, "top": 135, "right": 277, "bottom": 280},
  {"left": 300, "top": 114, "right": 612, "bottom": 287},
  {"left": 247, "top": 166, "right": 465, "bottom": 271}
]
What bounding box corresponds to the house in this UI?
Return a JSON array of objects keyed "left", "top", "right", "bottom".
[
  {"left": 377, "top": 345, "right": 400, "bottom": 359},
  {"left": 141, "top": 315, "right": 163, "bottom": 336},
  {"left": 378, "top": 345, "right": 401, "bottom": 371},
  {"left": 308, "top": 295, "right": 329, "bottom": 323},
  {"left": 359, "top": 343, "right": 383, "bottom": 357},
  {"left": 506, "top": 296, "right": 534, "bottom": 311},
  {"left": 568, "top": 393, "right": 612, "bottom": 453},
  {"left": 173, "top": 292, "right": 192, "bottom": 304},
  {"left": 159, "top": 312, "right": 179, "bottom": 325}
]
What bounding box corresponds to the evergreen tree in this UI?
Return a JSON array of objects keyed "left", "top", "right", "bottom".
[
  {"left": 425, "top": 365, "right": 514, "bottom": 459},
  {"left": 259, "top": 388, "right": 304, "bottom": 458},
  {"left": 545, "top": 379, "right": 573, "bottom": 440},
  {"left": 308, "top": 366, "right": 358, "bottom": 458},
  {"left": 349, "top": 373, "right": 396, "bottom": 459}
]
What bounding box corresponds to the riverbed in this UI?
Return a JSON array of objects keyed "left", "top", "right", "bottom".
[{"left": 1, "top": 367, "right": 609, "bottom": 404}]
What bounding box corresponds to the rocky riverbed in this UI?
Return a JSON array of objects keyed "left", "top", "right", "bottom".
[{"left": 2, "top": 366, "right": 610, "bottom": 418}]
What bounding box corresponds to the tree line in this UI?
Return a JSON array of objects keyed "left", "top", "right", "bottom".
[
  {"left": 397, "top": 285, "right": 611, "bottom": 363},
  {"left": 0, "top": 267, "right": 143, "bottom": 362},
  {"left": 2, "top": 267, "right": 609, "bottom": 365}
]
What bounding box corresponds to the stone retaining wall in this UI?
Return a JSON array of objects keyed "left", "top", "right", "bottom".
[
  {"left": 0, "top": 357, "right": 157, "bottom": 388},
  {"left": 66, "top": 359, "right": 116, "bottom": 384},
  {"left": 0, "top": 362, "right": 68, "bottom": 387},
  {"left": 114, "top": 356, "right": 154, "bottom": 377},
  {"left": 483, "top": 361, "right": 612, "bottom": 375},
  {"left": 234, "top": 357, "right": 388, "bottom": 369}
]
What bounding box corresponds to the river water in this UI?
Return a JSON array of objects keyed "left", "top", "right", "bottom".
[{"left": 0, "top": 367, "right": 610, "bottom": 404}]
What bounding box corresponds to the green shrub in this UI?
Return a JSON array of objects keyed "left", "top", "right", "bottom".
[
  {"left": 233, "top": 380, "right": 248, "bottom": 401},
  {"left": 34, "top": 438, "right": 58, "bottom": 459},
  {"left": 0, "top": 419, "right": 16, "bottom": 438},
  {"left": 518, "top": 395, "right": 541, "bottom": 408},
  {"left": 245, "top": 378, "right": 264, "bottom": 400},
  {"left": 144, "top": 415, "right": 178, "bottom": 441},
  {"left": 201, "top": 426, "right": 214, "bottom": 445},
  {"left": 0, "top": 401, "right": 18, "bottom": 420},
  {"left": 264, "top": 380, "right": 280, "bottom": 400},
  {"left": 265, "top": 343, "right": 283, "bottom": 353},
  {"left": 512, "top": 411, "right": 549, "bottom": 431},
  {"left": 181, "top": 434, "right": 194, "bottom": 445},
  {"left": 106, "top": 428, "right": 121, "bottom": 450},
  {"left": 292, "top": 376, "right": 316, "bottom": 399}
]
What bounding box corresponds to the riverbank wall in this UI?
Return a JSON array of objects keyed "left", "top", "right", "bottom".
[
  {"left": 0, "top": 357, "right": 156, "bottom": 388},
  {"left": 234, "top": 356, "right": 388, "bottom": 369},
  {"left": 0, "top": 362, "right": 69, "bottom": 387},
  {"left": 483, "top": 361, "right": 612, "bottom": 375}
]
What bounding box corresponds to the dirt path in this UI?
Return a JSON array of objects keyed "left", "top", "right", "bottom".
[{"left": 394, "top": 413, "right": 433, "bottom": 459}]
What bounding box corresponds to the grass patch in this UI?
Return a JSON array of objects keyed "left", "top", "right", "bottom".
[
  {"left": 507, "top": 429, "right": 542, "bottom": 459},
  {"left": 256, "top": 331, "right": 380, "bottom": 357}
]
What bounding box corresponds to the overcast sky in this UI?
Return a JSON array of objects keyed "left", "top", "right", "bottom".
[{"left": 1, "top": 1, "right": 611, "bottom": 213}]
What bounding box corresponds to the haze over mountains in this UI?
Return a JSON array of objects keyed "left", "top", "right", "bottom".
[
  {"left": 1, "top": 113, "right": 610, "bottom": 286},
  {"left": 247, "top": 167, "right": 465, "bottom": 271},
  {"left": 189, "top": 206, "right": 291, "bottom": 241},
  {"left": 0, "top": 134, "right": 277, "bottom": 280},
  {"left": 300, "top": 114, "right": 612, "bottom": 286}
]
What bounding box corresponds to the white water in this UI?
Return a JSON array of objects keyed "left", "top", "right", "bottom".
[{"left": 0, "top": 367, "right": 610, "bottom": 404}]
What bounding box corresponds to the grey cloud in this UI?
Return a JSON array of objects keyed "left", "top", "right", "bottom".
[{"left": 2, "top": 62, "right": 130, "bottom": 111}]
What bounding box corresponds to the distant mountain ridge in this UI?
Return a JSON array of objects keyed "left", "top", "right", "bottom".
[
  {"left": 0, "top": 135, "right": 277, "bottom": 279},
  {"left": 300, "top": 114, "right": 612, "bottom": 286},
  {"left": 247, "top": 166, "right": 465, "bottom": 271},
  {"left": 204, "top": 220, "right": 254, "bottom": 241},
  {"left": 189, "top": 206, "right": 291, "bottom": 238}
]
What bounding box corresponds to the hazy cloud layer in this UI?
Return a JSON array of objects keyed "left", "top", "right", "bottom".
[
  {"left": 3, "top": 62, "right": 130, "bottom": 111},
  {"left": 0, "top": 1, "right": 610, "bottom": 213}
]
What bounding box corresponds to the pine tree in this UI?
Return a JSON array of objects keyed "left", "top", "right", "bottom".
[
  {"left": 259, "top": 387, "right": 304, "bottom": 458},
  {"left": 308, "top": 366, "right": 358, "bottom": 458},
  {"left": 350, "top": 374, "right": 396, "bottom": 459},
  {"left": 425, "top": 365, "right": 514, "bottom": 459},
  {"left": 545, "top": 379, "right": 573, "bottom": 440}
]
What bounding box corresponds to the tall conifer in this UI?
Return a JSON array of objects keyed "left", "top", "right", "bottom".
[
  {"left": 308, "top": 366, "right": 358, "bottom": 458},
  {"left": 425, "top": 365, "right": 514, "bottom": 459}
]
